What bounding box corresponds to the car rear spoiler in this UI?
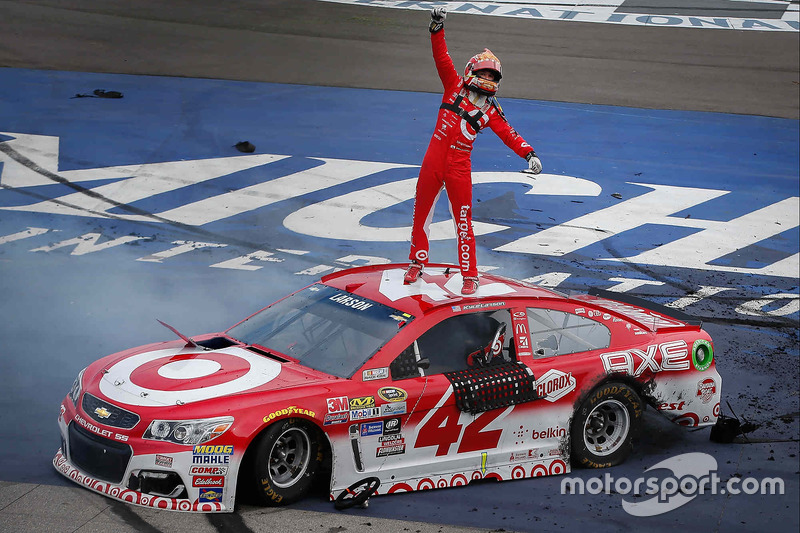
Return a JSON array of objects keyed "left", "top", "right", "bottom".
[{"left": 586, "top": 288, "right": 703, "bottom": 330}]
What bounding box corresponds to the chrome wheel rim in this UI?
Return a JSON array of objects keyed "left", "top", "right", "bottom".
[
  {"left": 268, "top": 427, "right": 311, "bottom": 488},
  {"left": 583, "top": 399, "right": 630, "bottom": 456}
]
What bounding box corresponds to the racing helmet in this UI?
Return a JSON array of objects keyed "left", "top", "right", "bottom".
[{"left": 464, "top": 48, "right": 502, "bottom": 96}]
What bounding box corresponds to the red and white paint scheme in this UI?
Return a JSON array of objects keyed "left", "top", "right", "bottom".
[{"left": 55, "top": 264, "right": 722, "bottom": 512}]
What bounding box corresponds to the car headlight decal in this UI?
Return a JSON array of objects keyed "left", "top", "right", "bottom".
[
  {"left": 143, "top": 416, "right": 233, "bottom": 445},
  {"left": 69, "top": 368, "right": 86, "bottom": 406}
]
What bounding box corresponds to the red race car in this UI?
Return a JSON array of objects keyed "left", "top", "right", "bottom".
[{"left": 54, "top": 264, "right": 721, "bottom": 512}]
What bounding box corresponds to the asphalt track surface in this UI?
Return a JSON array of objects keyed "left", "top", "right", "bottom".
[{"left": 0, "top": 1, "right": 798, "bottom": 532}]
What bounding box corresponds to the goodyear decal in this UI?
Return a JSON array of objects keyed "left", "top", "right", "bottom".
[{"left": 263, "top": 406, "right": 316, "bottom": 423}]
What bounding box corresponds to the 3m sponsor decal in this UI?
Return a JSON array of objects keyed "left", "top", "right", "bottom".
[
  {"left": 192, "top": 475, "right": 225, "bottom": 488},
  {"left": 329, "top": 293, "right": 373, "bottom": 311},
  {"left": 601, "top": 340, "right": 690, "bottom": 376},
  {"left": 378, "top": 387, "right": 407, "bottom": 402},
  {"left": 697, "top": 378, "right": 717, "bottom": 404},
  {"left": 154, "top": 454, "right": 173, "bottom": 468},
  {"left": 535, "top": 369, "right": 576, "bottom": 402},
  {"left": 384, "top": 417, "right": 401, "bottom": 434},
  {"left": 350, "top": 407, "right": 381, "bottom": 421},
  {"left": 381, "top": 401, "right": 407, "bottom": 416},
  {"left": 362, "top": 368, "right": 389, "bottom": 381},
  {"left": 324, "top": 412, "right": 349, "bottom": 425},
  {"left": 199, "top": 488, "right": 223, "bottom": 503},
  {"left": 360, "top": 421, "right": 383, "bottom": 437},
  {"left": 263, "top": 406, "right": 316, "bottom": 422},
  {"left": 190, "top": 466, "right": 228, "bottom": 475},
  {"left": 327, "top": 396, "right": 349, "bottom": 413},
  {"left": 692, "top": 339, "right": 714, "bottom": 372},
  {"left": 349, "top": 396, "right": 376, "bottom": 409}
]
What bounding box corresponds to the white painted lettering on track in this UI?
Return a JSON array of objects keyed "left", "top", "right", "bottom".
[{"left": 314, "top": 0, "right": 799, "bottom": 32}]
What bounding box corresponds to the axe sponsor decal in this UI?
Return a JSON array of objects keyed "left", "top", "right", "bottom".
[{"left": 600, "top": 340, "right": 690, "bottom": 376}]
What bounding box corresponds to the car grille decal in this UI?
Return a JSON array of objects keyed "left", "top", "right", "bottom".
[
  {"left": 445, "top": 362, "right": 539, "bottom": 414},
  {"left": 82, "top": 393, "right": 140, "bottom": 429}
]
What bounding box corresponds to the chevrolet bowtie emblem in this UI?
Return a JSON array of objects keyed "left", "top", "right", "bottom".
[{"left": 94, "top": 407, "right": 112, "bottom": 419}]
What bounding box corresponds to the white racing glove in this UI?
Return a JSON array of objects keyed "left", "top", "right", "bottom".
[
  {"left": 429, "top": 7, "right": 446, "bottom": 33},
  {"left": 526, "top": 151, "right": 542, "bottom": 175}
]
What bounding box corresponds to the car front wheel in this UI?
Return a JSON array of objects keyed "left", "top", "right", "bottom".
[
  {"left": 570, "top": 382, "right": 642, "bottom": 468},
  {"left": 252, "top": 419, "right": 321, "bottom": 506}
]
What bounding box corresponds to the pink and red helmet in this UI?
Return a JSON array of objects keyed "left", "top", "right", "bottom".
[{"left": 464, "top": 48, "right": 502, "bottom": 96}]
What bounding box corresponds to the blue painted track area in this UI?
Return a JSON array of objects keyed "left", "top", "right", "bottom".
[{"left": 0, "top": 67, "right": 798, "bottom": 532}]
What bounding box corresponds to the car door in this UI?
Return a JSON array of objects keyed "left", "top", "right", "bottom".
[{"left": 358, "top": 307, "right": 538, "bottom": 486}]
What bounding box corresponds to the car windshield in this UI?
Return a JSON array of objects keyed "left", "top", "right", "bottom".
[{"left": 226, "top": 284, "right": 411, "bottom": 378}]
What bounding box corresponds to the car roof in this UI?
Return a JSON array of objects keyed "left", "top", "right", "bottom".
[{"left": 321, "top": 263, "right": 567, "bottom": 317}]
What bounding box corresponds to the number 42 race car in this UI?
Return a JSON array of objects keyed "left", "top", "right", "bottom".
[{"left": 54, "top": 264, "right": 721, "bottom": 512}]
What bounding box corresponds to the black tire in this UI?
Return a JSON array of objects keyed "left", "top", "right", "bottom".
[
  {"left": 570, "top": 382, "right": 643, "bottom": 468},
  {"left": 334, "top": 477, "right": 381, "bottom": 510},
  {"left": 251, "top": 418, "right": 321, "bottom": 506}
]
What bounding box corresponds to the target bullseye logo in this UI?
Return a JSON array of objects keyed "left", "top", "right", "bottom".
[{"left": 100, "top": 347, "right": 282, "bottom": 407}]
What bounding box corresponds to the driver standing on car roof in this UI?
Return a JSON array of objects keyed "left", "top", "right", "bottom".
[{"left": 404, "top": 7, "right": 542, "bottom": 295}]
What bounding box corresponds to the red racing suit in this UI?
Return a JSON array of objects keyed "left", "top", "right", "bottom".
[{"left": 409, "top": 29, "right": 534, "bottom": 277}]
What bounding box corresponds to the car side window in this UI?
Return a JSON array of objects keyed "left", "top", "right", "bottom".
[
  {"left": 391, "top": 310, "right": 513, "bottom": 379},
  {"left": 526, "top": 308, "right": 610, "bottom": 358}
]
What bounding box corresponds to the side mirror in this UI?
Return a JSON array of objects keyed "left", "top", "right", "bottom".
[{"left": 417, "top": 357, "right": 430, "bottom": 370}]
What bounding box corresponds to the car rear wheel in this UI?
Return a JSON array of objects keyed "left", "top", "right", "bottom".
[
  {"left": 252, "top": 419, "right": 321, "bottom": 506},
  {"left": 571, "top": 382, "right": 642, "bottom": 468}
]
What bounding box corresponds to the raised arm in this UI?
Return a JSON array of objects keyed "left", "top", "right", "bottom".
[{"left": 429, "top": 9, "right": 460, "bottom": 91}]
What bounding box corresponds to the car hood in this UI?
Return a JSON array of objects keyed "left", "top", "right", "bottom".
[{"left": 90, "top": 343, "right": 335, "bottom": 409}]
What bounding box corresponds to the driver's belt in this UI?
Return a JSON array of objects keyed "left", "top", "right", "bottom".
[{"left": 440, "top": 95, "right": 484, "bottom": 132}]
